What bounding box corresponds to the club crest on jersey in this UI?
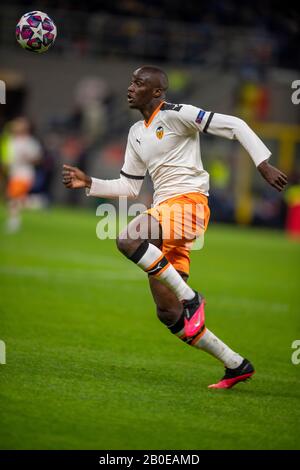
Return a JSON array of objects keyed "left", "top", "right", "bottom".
[{"left": 156, "top": 126, "right": 164, "bottom": 139}]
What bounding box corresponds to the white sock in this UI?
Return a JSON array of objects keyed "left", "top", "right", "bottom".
[
  {"left": 193, "top": 328, "right": 244, "bottom": 369},
  {"left": 6, "top": 216, "right": 21, "bottom": 233},
  {"left": 136, "top": 242, "right": 194, "bottom": 301}
]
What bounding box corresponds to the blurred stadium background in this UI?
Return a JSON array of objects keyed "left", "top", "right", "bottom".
[
  {"left": 0, "top": 0, "right": 299, "bottom": 229},
  {"left": 0, "top": 0, "right": 300, "bottom": 451}
]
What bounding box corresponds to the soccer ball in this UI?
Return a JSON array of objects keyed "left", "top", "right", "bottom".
[{"left": 16, "top": 11, "right": 57, "bottom": 53}]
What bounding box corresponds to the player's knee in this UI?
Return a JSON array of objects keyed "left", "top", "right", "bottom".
[
  {"left": 116, "top": 235, "right": 131, "bottom": 255},
  {"left": 116, "top": 235, "right": 140, "bottom": 257}
]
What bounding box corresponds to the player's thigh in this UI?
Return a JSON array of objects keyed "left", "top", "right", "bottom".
[{"left": 117, "top": 213, "right": 162, "bottom": 254}]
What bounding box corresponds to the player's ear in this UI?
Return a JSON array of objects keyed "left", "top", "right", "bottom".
[{"left": 153, "top": 88, "right": 162, "bottom": 98}]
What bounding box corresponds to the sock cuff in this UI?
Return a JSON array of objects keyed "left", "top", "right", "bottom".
[
  {"left": 169, "top": 311, "right": 185, "bottom": 334},
  {"left": 146, "top": 256, "right": 169, "bottom": 276},
  {"left": 129, "top": 240, "right": 149, "bottom": 264}
]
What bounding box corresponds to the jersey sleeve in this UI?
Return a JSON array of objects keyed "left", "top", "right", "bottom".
[
  {"left": 85, "top": 126, "right": 146, "bottom": 199},
  {"left": 165, "top": 104, "right": 213, "bottom": 134},
  {"left": 202, "top": 112, "right": 271, "bottom": 167},
  {"left": 167, "top": 104, "right": 271, "bottom": 167},
  {"left": 120, "top": 127, "right": 147, "bottom": 180},
  {"left": 86, "top": 174, "right": 143, "bottom": 199}
]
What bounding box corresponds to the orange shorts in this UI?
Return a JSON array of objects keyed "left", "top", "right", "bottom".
[
  {"left": 6, "top": 178, "right": 32, "bottom": 199},
  {"left": 146, "top": 192, "right": 210, "bottom": 275}
]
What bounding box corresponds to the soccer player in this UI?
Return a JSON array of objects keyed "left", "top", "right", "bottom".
[
  {"left": 3, "top": 117, "right": 42, "bottom": 233},
  {"left": 62, "top": 66, "right": 287, "bottom": 389}
]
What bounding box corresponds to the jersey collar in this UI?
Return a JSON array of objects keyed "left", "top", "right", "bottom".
[{"left": 144, "top": 101, "right": 165, "bottom": 128}]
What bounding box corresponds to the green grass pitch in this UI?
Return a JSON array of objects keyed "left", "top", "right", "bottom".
[{"left": 0, "top": 206, "right": 299, "bottom": 450}]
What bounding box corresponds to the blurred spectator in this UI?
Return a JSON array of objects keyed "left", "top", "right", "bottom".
[
  {"left": 167, "top": 69, "right": 194, "bottom": 103},
  {"left": 207, "top": 153, "right": 234, "bottom": 223},
  {"left": 284, "top": 182, "right": 300, "bottom": 240},
  {"left": 0, "top": 69, "right": 27, "bottom": 127},
  {"left": 1, "top": 117, "right": 42, "bottom": 232},
  {"left": 253, "top": 189, "right": 286, "bottom": 228},
  {"left": 73, "top": 77, "right": 111, "bottom": 145},
  {"left": 234, "top": 67, "right": 271, "bottom": 122}
]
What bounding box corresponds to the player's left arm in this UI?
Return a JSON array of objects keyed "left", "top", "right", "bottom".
[
  {"left": 256, "top": 159, "right": 287, "bottom": 192},
  {"left": 173, "top": 105, "right": 288, "bottom": 192},
  {"left": 203, "top": 112, "right": 288, "bottom": 192}
]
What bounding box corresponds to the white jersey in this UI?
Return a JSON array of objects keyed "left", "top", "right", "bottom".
[
  {"left": 121, "top": 102, "right": 210, "bottom": 205},
  {"left": 9, "top": 135, "right": 41, "bottom": 182},
  {"left": 87, "top": 102, "right": 271, "bottom": 205}
]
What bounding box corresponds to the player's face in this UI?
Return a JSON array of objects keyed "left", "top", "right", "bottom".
[{"left": 127, "top": 70, "right": 157, "bottom": 109}]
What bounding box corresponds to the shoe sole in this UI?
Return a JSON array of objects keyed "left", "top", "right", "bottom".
[{"left": 208, "top": 371, "right": 255, "bottom": 389}]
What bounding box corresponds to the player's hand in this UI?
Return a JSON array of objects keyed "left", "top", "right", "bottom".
[
  {"left": 257, "top": 160, "right": 288, "bottom": 192},
  {"left": 62, "top": 164, "right": 92, "bottom": 189}
]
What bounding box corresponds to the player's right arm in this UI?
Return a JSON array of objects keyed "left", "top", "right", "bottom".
[{"left": 62, "top": 127, "right": 146, "bottom": 199}]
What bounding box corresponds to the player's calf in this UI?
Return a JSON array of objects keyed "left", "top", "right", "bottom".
[
  {"left": 156, "top": 306, "right": 183, "bottom": 329},
  {"left": 168, "top": 308, "right": 249, "bottom": 388}
]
